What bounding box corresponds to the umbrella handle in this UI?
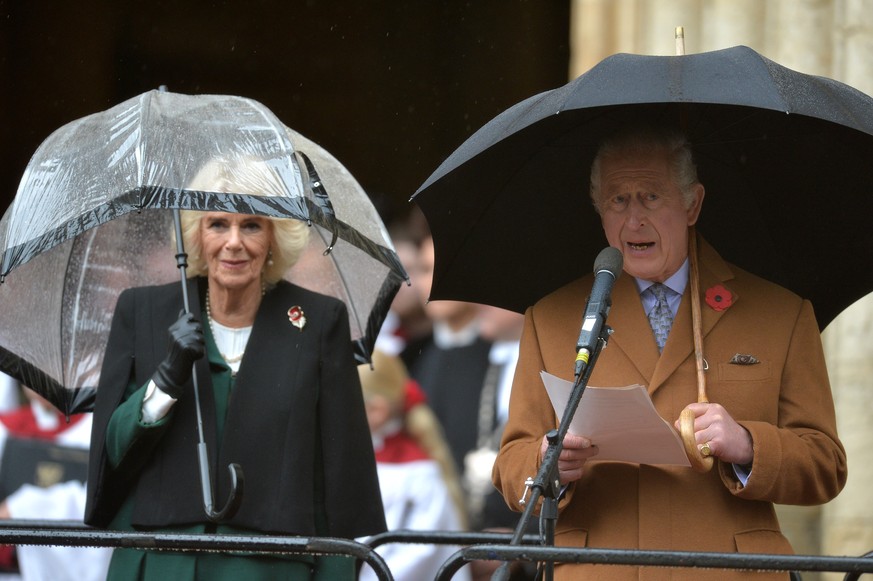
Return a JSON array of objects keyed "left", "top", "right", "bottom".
[
  {"left": 680, "top": 229, "right": 715, "bottom": 472},
  {"left": 198, "top": 443, "right": 245, "bottom": 522},
  {"left": 172, "top": 208, "right": 247, "bottom": 521},
  {"left": 679, "top": 408, "right": 714, "bottom": 472}
]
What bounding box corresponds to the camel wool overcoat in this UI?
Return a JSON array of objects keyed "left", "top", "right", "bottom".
[{"left": 493, "top": 237, "right": 847, "bottom": 581}]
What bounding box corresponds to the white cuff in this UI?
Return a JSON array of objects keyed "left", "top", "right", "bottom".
[
  {"left": 141, "top": 380, "right": 177, "bottom": 424},
  {"left": 732, "top": 462, "right": 752, "bottom": 486}
]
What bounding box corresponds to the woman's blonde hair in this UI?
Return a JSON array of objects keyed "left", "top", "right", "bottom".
[
  {"left": 359, "top": 350, "right": 470, "bottom": 529},
  {"left": 180, "top": 155, "right": 310, "bottom": 284}
]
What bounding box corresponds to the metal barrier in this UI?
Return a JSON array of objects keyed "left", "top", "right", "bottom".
[
  {"left": 0, "top": 521, "right": 393, "bottom": 581},
  {"left": 434, "top": 544, "right": 873, "bottom": 581},
  {"left": 0, "top": 522, "right": 870, "bottom": 580},
  {"left": 365, "top": 529, "right": 540, "bottom": 550}
]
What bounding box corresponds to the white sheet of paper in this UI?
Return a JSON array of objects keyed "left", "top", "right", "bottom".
[{"left": 541, "top": 371, "right": 691, "bottom": 466}]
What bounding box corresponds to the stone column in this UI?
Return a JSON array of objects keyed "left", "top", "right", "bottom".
[
  {"left": 570, "top": 0, "right": 612, "bottom": 77},
  {"left": 819, "top": 2, "right": 873, "bottom": 576},
  {"left": 768, "top": 0, "right": 833, "bottom": 74},
  {"left": 700, "top": 0, "right": 765, "bottom": 52}
]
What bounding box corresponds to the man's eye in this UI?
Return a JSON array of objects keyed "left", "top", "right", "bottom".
[{"left": 642, "top": 193, "right": 661, "bottom": 207}]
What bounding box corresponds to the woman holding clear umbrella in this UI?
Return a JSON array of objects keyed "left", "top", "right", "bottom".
[{"left": 84, "top": 157, "right": 387, "bottom": 580}]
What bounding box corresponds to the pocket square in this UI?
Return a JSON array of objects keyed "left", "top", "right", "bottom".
[{"left": 729, "top": 353, "right": 759, "bottom": 365}]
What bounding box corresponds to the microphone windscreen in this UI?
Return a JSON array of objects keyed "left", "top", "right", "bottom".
[{"left": 593, "top": 247, "right": 623, "bottom": 278}]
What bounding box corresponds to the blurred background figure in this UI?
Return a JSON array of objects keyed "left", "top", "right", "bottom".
[
  {"left": 465, "top": 306, "right": 536, "bottom": 581},
  {"left": 0, "top": 378, "right": 111, "bottom": 581},
  {"left": 357, "top": 349, "right": 470, "bottom": 581},
  {"left": 375, "top": 214, "right": 432, "bottom": 371},
  {"left": 407, "top": 236, "right": 492, "bottom": 498},
  {"left": 465, "top": 305, "right": 525, "bottom": 532}
]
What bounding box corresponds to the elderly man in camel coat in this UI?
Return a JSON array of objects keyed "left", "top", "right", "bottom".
[{"left": 492, "top": 128, "right": 847, "bottom": 581}]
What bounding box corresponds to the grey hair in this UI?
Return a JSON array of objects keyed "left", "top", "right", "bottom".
[
  {"left": 589, "top": 127, "right": 699, "bottom": 213},
  {"left": 179, "top": 155, "right": 310, "bottom": 284}
]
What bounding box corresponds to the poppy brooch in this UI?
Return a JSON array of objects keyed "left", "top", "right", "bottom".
[
  {"left": 288, "top": 306, "right": 306, "bottom": 330},
  {"left": 705, "top": 284, "right": 733, "bottom": 312}
]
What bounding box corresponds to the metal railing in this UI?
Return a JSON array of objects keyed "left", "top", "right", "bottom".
[
  {"left": 0, "top": 520, "right": 392, "bottom": 581},
  {"left": 0, "top": 522, "right": 870, "bottom": 580}
]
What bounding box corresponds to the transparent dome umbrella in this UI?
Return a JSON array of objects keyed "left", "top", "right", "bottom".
[{"left": 0, "top": 89, "right": 407, "bottom": 521}]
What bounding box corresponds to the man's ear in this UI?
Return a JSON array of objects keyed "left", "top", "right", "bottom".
[{"left": 686, "top": 183, "right": 705, "bottom": 226}]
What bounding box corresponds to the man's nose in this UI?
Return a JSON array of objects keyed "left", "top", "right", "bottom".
[{"left": 626, "top": 199, "right": 647, "bottom": 228}]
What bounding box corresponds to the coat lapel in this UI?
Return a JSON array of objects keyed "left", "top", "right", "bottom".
[
  {"left": 608, "top": 236, "right": 739, "bottom": 396},
  {"left": 608, "top": 275, "right": 660, "bottom": 382}
]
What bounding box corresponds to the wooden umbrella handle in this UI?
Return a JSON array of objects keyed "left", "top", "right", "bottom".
[{"left": 682, "top": 229, "right": 714, "bottom": 472}]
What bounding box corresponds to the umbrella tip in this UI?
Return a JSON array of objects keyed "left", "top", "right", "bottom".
[{"left": 675, "top": 26, "right": 686, "bottom": 56}]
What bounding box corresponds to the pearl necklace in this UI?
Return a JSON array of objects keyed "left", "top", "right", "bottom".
[{"left": 205, "top": 290, "right": 248, "bottom": 365}]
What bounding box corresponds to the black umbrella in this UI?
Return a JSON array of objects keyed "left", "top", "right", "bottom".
[{"left": 411, "top": 45, "right": 873, "bottom": 330}]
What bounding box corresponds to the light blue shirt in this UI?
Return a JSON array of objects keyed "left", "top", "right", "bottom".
[
  {"left": 632, "top": 258, "right": 751, "bottom": 485},
  {"left": 634, "top": 259, "right": 689, "bottom": 317}
]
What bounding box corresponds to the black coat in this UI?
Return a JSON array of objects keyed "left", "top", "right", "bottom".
[{"left": 84, "top": 277, "right": 387, "bottom": 538}]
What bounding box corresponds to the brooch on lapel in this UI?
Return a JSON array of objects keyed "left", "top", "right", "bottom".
[
  {"left": 729, "top": 353, "right": 760, "bottom": 365},
  {"left": 705, "top": 284, "right": 734, "bottom": 312},
  {"left": 288, "top": 306, "right": 306, "bottom": 330}
]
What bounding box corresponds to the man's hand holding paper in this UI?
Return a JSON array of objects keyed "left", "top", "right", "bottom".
[{"left": 541, "top": 371, "right": 691, "bottom": 467}]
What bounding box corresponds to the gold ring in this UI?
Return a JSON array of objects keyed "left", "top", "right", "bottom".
[{"left": 700, "top": 442, "right": 712, "bottom": 457}]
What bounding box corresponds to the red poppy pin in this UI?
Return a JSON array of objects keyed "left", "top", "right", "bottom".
[
  {"left": 705, "top": 284, "right": 733, "bottom": 312},
  {"left": 288, "top": 306, "right": 306, "bottom": 330}
]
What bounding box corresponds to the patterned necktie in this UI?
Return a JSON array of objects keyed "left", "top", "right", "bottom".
[{"left": 648, "top": 283, "right": 674, "bottom": 352}]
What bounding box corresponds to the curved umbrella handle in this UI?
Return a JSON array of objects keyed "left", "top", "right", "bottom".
[
  {"left": 680, "top": 228, "right": 714, "bottom": 472},
  {"left": 198, "top": 443, "right": 245, "bottom": 522},
  {"left": 172, "top": 207, "right": 246, "bottom": 521},
  {"left": 679, "top": 408, "right": 714, "bottom": 473}
]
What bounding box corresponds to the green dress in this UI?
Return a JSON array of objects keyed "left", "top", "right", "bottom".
[{"left": 103, "top": 317, "right": 353, "bottom": 581}]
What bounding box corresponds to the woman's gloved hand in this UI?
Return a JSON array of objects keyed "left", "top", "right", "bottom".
[{"left": 151, "top": 313, "right": 205, "bottom": 399}]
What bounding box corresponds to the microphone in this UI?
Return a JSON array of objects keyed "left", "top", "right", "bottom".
[{"left": 574, "top": 247, "right": 623, "bottom": 378}]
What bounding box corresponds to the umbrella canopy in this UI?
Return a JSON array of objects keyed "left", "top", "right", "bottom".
[
  {"left": 412, "top": 45, "right": 873, "bottom": 330},
  {"left": 0, "top": 90, "right": 406, "bottom": 416}
]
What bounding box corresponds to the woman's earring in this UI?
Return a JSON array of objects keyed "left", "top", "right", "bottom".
[{"left": 267, "top": 250, "right": 274, "bottom": 267}]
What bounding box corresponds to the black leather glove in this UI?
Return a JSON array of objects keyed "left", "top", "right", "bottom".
[{"left": 151, "top": 312, "right": 205, "bottom": 399}]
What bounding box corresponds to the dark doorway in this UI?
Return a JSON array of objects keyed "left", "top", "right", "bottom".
[{"left": 0, "top": 1, "right": 570, "bottom": 227}]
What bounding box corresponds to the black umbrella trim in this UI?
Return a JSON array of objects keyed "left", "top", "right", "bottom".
[
  {"left": 352, "top": 274, "right": 406, "bottom": 366},
  {"left": 0, "top": 345, "right": 94, "bottom": 417},
  {"left": 0, "top": 188, "right": 311, "bottom": 278},
  {"left": 303, "top": 201, "right": 407, "bottom": 365}
]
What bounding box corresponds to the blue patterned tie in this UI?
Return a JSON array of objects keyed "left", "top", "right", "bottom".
[{"left": 648, "top": 283, "right": 674, "bottom": 352}]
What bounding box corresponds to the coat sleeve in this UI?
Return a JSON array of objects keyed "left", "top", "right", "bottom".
[
  {"left": 84, "top": 288, "right": 138, "bottom": 526},
  {"left": 316, "top": 299, "right": 387, "bottom": 538},
  {"left": 84, "top": 287, "right": 174, "bottom": 526},
  {"left": 721, "top": 299, "right": 847, "bottom": 504},
  {"left": 492, "top": 305, "right": 561, "bottom": 514}
]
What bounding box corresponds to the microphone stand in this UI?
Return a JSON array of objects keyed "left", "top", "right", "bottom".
[{"left": 491, "top": 322, "right": 612, "bottom": 581}]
